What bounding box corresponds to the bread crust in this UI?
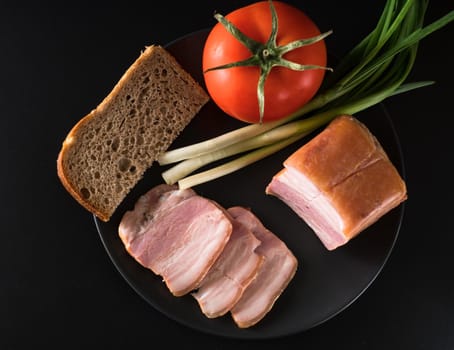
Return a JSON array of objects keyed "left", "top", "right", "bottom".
[{"left": 57, "top": 111, "right": 112, "bottom": 221}]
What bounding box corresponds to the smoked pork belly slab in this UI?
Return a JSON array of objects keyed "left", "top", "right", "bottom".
[
  {"left": 266, "top": 115, "right": 407, "bottom": 251},
  {"left": 192, "top": 216, "right": 263, "bottom": 318},
  {"left": 227, "top": 206, "right": 298, "bottom": 329},
  {"left": 118, "top": 184, "right": 233, "bottom": 296}
]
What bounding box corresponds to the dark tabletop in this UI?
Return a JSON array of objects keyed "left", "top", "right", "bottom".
[{"left": 2, "top": 0, "right": 453, "bottom": 348}]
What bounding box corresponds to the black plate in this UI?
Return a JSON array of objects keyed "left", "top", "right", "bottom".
[{"left": 94, "top": 29, "right": 406, "bottom": 339}]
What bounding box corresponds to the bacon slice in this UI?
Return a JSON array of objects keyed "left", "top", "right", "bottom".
[
  {"left": 119, "top": 184, "right": 195, "bottom": 248},
  {"left": 192, "top": 216, "right": 263, "bottom": 318},
  {"left": 266, "top": 115, "right": 407, "bottom": 250},
  {"left": 227, "top": 206, "right": 298, "bottom": 329},
  {"left": 118, "top": 184, "right": 232, "bottom": 296}
]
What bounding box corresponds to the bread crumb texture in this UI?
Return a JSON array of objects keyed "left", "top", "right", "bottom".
[{"left": 58, "top": 45, "right": 209, "bottom": 221}]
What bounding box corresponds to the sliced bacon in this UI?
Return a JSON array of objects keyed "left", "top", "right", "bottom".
[
  {"left": 227, "top": 206, "right": 298, "bottom": 329},
  {"left": 192, "top": 216, "right": 263, "bottom": 318},
  {"left": 118, "top": 185, "right": 232, "bottom": 296},
  {"left": 118, "top": 184, "right": 300, "bottom": 327}
]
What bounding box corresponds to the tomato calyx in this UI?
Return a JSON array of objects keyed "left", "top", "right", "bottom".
[{"left": 204, "top": 0, "right": 333, "bottom": 124}]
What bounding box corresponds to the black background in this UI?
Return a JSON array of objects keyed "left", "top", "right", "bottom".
[{"left": 1, "top": 0, "right": 453, "bottom": 348}]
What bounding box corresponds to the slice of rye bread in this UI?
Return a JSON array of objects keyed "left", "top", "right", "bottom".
[{"left": 57, "top": 45, "right": 210, "bottom": 222}]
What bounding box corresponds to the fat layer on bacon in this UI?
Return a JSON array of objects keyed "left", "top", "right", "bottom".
[{"left": 228, "top": 206, "right": 298, "bottom": 329}]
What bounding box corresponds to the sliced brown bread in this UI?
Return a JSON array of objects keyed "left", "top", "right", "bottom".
[{"left": 57, "top": 45, "right": 210, "bottom": 222}]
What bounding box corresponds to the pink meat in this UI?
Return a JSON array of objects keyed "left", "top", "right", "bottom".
[
  {"left": 227, "top": 206, "right": 298, "bottom": 329},
  {"left": 265, "top": 169, "right": 348, "bottom": 250},
  {"left": 118, "top": 185, "right": 233, "bottom": 296},
  {"left": 192, "top": 216, "right": 263, "bottom": 318},
  {"left": 119, "top": 184, "right": 196, "bottom": 248}
]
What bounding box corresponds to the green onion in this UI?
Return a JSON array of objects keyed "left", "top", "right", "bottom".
[
  {"left": 162, "top": 121, "right": 311, "bottom": 185},
  {"left": 159, "top": 0, "right": 454, "bottom": 188}
]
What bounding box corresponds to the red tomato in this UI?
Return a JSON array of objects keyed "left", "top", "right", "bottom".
[{"left": 202, "top": 1, "right": 329, "bottom": 124}]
